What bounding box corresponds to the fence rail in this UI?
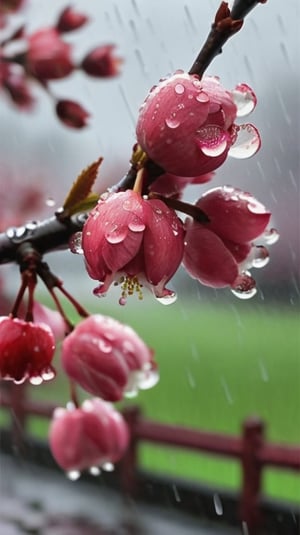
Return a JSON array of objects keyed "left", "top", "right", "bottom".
[{"left": 0, "top": 382, "right": 299, "bottom": 534}]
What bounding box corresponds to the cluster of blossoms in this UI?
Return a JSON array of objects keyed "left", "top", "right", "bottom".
[
  {"left": 0, "top": 0, "right": 277, "bottom": 477},
  {"left": 0, "top": 4, "right": 121, "bottom": 127},
  {"left": 81, "top": 72, "right": 278, "bottom": 304}
]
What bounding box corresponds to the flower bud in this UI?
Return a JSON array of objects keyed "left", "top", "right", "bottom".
[
  {"left": 56, "top": 99, "right": 90, "bottom": 129},
  {"left": 56, "top": 6, "right": 88, "bottom": 33},
  {"left": 81, "top": 45, "right": 122, "bottom": 78},
  {"left": 49, "top": 398, "right": 129, "bottom": 473},
  {"left": 62, "top": 314, "right": 159, "bottom": 401},
  {"left": 26, "top": 28, "right": 74, "bottom": 80}
]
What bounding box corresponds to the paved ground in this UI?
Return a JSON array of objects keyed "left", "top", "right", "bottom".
[{"left": 0, "top": 454, "right": 240, "bottom": 534}]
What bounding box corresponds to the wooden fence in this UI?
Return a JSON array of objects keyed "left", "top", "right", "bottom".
[{"left": 0, "top": 382, "right": 299, "bottom": 534}]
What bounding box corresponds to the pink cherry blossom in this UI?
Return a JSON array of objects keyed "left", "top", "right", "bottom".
[
  {"left": 49, "top": 398, "right": 129, "bottom": 473},
  {"left": 56, "top": 99, "right": 90, "bottom": 129},
  {"left": 56, "top": 6, "right": 89, "bottom": 33},
  {"left": 82, "top": 189, "right": 185, "bottom": 301},
  {"left": 26, "top": 28, "right": 74, "bottom": 80},
  {"left": 136, "top": 72, "right": 260, "bottom": 177},
  {"left": 81, "top": 44, "right": 122, "bottom": 78},
  {"left": 0, "top": 316, "right": 55, "bottom": 384},
  {"left": 182, "top": 187, "right": 275, "bottom": 297},
  {"left": 61, "top": 314, "right": 158, "bottom": 401}
]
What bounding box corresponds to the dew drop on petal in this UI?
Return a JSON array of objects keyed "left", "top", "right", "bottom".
[
  {"left": 69, "top": 232, "right": 83, "bottom": 254},
  {"left": 124, "top": 388, "right": 138, "bottom": 398},
  {"left": 105, "top": 225, "right": 128, "bottom": 244},
  {"left": 262, "top": 228, "right": 280, "bottom": 245},
  {"left": 99, "top": 339, "right": 112, "bottom": 353},
  {"left": 232, "top": 83, "right": 257, "bottom": 117},
  {"left": 41, "top": 368, "right": 56, "bottom": 381},
  {"left": 252, "top": 246, "right": 270, "bottom": 268},
  {"left": 89, "top": 466, "right": 101, "bottom": 476},
  {"left": 195, "top": 91, "right": 209, "bottom": 103},
  {"left": 196, "top": 125, "right": 228, "bottom": 157},
  {"left": 128, "top": 220, "right": 146, "bottom": 232},
  {"left": 155, "top": 291, "right": 177, "bottom": 305},
  {"left": 228, "top": 124, "right": 261, "bottom": 159},
  {"left": 102, "top": 462, "right": 114, "bottom": 472},
  {"left": 66, "top": 470, "right": 81, "bottom": 481},
  {"left": 174, "top": 83, "right": 185, "bottom": 95},
  {"left": 165, "top": 117, "right": 181, "bottom": 129}
]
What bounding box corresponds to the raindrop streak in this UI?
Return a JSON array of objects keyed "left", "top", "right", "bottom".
[
  {"left": 66, "top": 470, "right": 81, "bottom": 481},
  {"left": 213, "top": 493, "right": 223, "bottom": 516},
  {"left": 220, "top": 377, "right": 234, "bottom": 405},
  {"left": 259, "top": 359, "right": 269, "bottom": 383},
  {"left": 172, "top": 484, "right": 181, "bottom": 502}
]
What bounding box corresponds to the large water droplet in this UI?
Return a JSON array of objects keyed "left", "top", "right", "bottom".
[
  {"left": 195, "top": 91, "right": 209, "bottom": 103},
  {"left": 165, "top": 117, "right": 180, "bottom": 129},
  {"left": 262, "top": 228, "right": 280, "bottom": 245},
  {"left": 29, "top": 376, "right": 43, "bottom": 386},
  {"left": 196, "top": 125, "right": 228, "bottom": 157},
  {"left": 69, "top": 232, "right": 83, "bottom": 254},
  {"left": 138, "top": 366, "right": 160, "bottom": 390},
  {"left": 66, "top": 470, "right": 81, "bottom": 481},
  {"left": 231, "top": 273, "right": 257, "bottom": 299},
  {"left": 45, "top": 197, "right": 56, "bottom": 207},
  {"left": 155, "top": 291, "right": 177, "bottom": 305},
  {"left": 106, "top": 225, "right": 128, "bottom": 244},
  {"left": 232, "top": 83, "right": 257, "bottom": 117},
  {"left": 174, "top": 83, "right": 185, "bottom": 95},
  {"left": 128, "top": 220, "right": 145, "bottom": 232},
  {"left": 102, "top": 462, "right": 114, "bottom": 472},
  {"left": 252, "top": 246, "right": 270, "bottom": 268},
  {"left": 213, "top": 493, "right": 223, "bottom": 516},
  {"left": 41, "top": 368, "right": 56, "bottom": 381},
  {"left": 228, "top": 124, "right": 261, "bottom": 159},
  {"left": 99, "top": 339, "right": 112, "bottom": 353}
]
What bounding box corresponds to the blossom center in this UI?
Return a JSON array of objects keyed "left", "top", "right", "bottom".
[{"left": 115, "top": 275, "right": 144, "bottom": 305}]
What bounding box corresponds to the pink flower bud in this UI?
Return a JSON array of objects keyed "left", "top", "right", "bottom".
[
  {"left": 81, "top": 45, "right": 122, "bottom": 78},
  {"left": 0, "top": 316, "right": 55, "bottom": 384},
  {"left": 56, "top": 6, "right": 89, "bottom": 33},
  {"left": 61, "top": 314, "right": 158, "bottom": 401},
  {"left": 26, "top": 28, "right": 74, "bottom": 80},
  {"left": 182, "top": 187, "right": 276, "bottom": 298},
  {"left": 3, "top": 65, "right": 34, "bottom": 109},
  {"left": 136, "top": 72, "right": 260, "bottom": 176},
  {"left": 82, "top": 190, "right": 184, "bottom": 302},
  {"left": 49, "top": 398, "right": 129, "bottom": 473},
  {"left": 56, "top": 99, "right": 90, "bottom": 129},
  {"left": 33, "top": 302, "right": 66, "bottom": 341}
]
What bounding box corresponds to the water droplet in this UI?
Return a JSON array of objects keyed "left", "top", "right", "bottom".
[
  {"left": 196, "top": 125, "right": 228, "bottom": 157},
  {"left": 29, "top": 376, "right": 43, "bottom": 386},
  {"left": 99, "top": 339, "right": 112, "bottom": 353},
  {"left": 46, "top": 197, "right": 56, "bottom": 207},
  {"left": 138, "top": 366, "right": 160, "bottom": 390},
  {"left": 195, "top": 91, "right": 209, "bottom": 103},
  {"left": 66, "top": 401, "right": 76, "bottom": 411},
  {"left": 174, "top": 83, "right": 185, "bottom": 95},
  {"left": 155, "top": 291, "right": 177, "bottom": 305},
  {"left": 41, "top": 368, "right": 55, "bottom": 381},
  {"left": 66, "top": 470, "right": 81, "bottom": 481},
  {"left": 119, "top": 296, "right": 127, "bottom": 306},
  {"left": 124, "top": 388, "right": 138, "bottom": 398},
  {"left": 252, "top": 246, "right": 269, "bottom": 268},
  {"left": 213, "top": 493, "right": 223, "bottom": 516},
  {"left": 102, "top": 462, "right": 114, "bottom": 472},
  {"left": 262, "top": 228, "right": 280, "bottom": 245},
  {"left": 89, "top": 466, "right": 101, "bottom": 476},
  {"left": 232, "top": 83, "right": 257, "bottom": 117},
  {"left": 128, "top": 220, "right": 145, "bottom": 232},
  {"left": 165, "top": 117, "right": 180, "bottom": 129},
  {"left": 228, "top": 124, "right": 261, "bottom": 159},
  {"left": 106, "top": 225, "right": 128, "bottom": 244},
  {"left": 69, "top": 232, "right": 83, "bottom": 254},
  {"left": 231, "top": 273, "right": 257, "bottom": 299}
]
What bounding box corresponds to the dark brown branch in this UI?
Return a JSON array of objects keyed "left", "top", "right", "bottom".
[
  {"left": 189, "top": 0, "right": 267, "bottom": 78},
  {"left": 0, "top": 213, "right": 87, "bottom": 265}
]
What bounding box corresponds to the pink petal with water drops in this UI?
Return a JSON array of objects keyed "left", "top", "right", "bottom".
[
  {"left": 143, "top": 199, "right": 185, "bottom": 286},
  {"left": 228, "top": 123, "right": 261, "bottom": 159},
  {"left": 183, "top": 225, "right": 239, "bottom": 288},
  {"left": 231, "top": 83, "right": 257, "bottom": 117},
  {"left": 197, "top": 187, "right": 271, "bottom": 243}
]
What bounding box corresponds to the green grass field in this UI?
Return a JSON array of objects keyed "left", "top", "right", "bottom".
[{"left": 1, "top": 294, "right": 299, "bottom": 504}]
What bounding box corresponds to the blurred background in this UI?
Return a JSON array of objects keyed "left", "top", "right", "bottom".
[{"left": 0, "top": 0, "right": 299, "bottom": 505}]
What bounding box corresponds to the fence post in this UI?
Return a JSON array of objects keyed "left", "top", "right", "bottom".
[
  {"left": 119, "top": 405, "right": 141, "bottom": 497},
  {"left": 240, "top": 417, "right": 264, "bottom": 534}
]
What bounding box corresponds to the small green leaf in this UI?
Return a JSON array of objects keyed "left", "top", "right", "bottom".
[
  {"left": 62, "top": 157, "right": 103, "bottom": 216},
  {"left": 65, "top": 192, "right": 100, "bottom": 216}
]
